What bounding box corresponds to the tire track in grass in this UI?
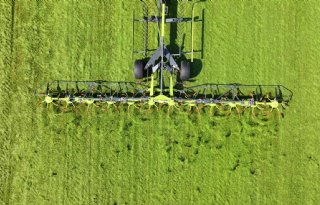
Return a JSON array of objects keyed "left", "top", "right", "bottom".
[
  {"left": 74, "top": 119, "right": 89, "bottom": 204},
  {"left": 100, "top": 112, "right": 117, "bottom": 204},
  {"left": 103, "top": 113, "right": 113, "bottom": 205},
  {"left": 74, "top": 2, "right": 89, "bottom": 81},
  {"left": 164, "top": 116, "right": 173, "bottom": 203},
  {"left": 212, "top": 2, "right": 231, "bottom": 198},
  {"left": 63, "top": 118, "right": 72, "bottom": 204},
  {"left": 127, "top": 114, "right": 135, "bottom": 205},
  {"left": 218, "top": 1, "right": 228, "bottom": 83},
  {"left": 152, "top": 113, "right": 161, "bottom": 204},
  {"left": 62, "top": 116, "right": 78, "bottom": 205},
  {"left": 104, "top": 1, "right": 120, "bottom": 81},
  {"left": 115, "top": 111, "right": 124, "bottom": 204},
  {"left": 123, "top": 113, "right": 135, "bottom": 205},
  {"left": 141, "top": 112, "right": 151, "bottom": 204},
  {"left": 147, "top": 114, "right": 152, "bottom": 203},
  {"left": 272, "top": 1, "right": 296, "bottom": 202},
  {"left": 132, "top": 114, "right": 137, "bottom": 205},
  {"left": 92, "top": 0, "right": 105, "bottom": 80},
  {"left": 273, "top": 2, "right": 288, "bottom": 202},
  {"left": 212, "top": 117, "right": 226, "bottom": 204},
  {"left": 63, "top": 1, "right": 73, "bottom": 80},
  {"left": 231, "top": 1, "right": 242, "bottom": 83},
  {"left": 73, "top": 2, "right": 82, "bottom": 81},
  {"left": 119, "top": 1, "right": 130, "bottom": 81},
  {"left": 155, "top": 113, "right": 162, "bottom": 204},
  {"left": 87, "top": 118, "right": 93, "bottom": 205},
  {"left": 132, "top": 113, "right": 140, "bottom": 204},
  {"left": 82, "top": 117, "right": 92, "bottom": 205},
  {"left": 108, "top": 3, "right": 121, "bottom": 80},
  {"left": 293, "top": 2, "right": 320, "bottom": 202},
  {"left": 0, "top": 1, "right": 13, "bottom": 204},
  {"left": 205, "top": 1, "right": 218, "bottom": 83},
  {"left": 24, "top": 1, "right": 53, "bottom": 202},
  {"left": 19, "top": 15, "right": 44, "bottom": 200},
  {"left": 31, "top": 2, "right": 56, "bottom": 203},
  {"left": 63, "top": 4, "right": 87, "bottom": 202},
  {"left": 94, "top": 117, "right": 105, "bottom": 204},
  {"left": 241, "top": 2, "right": 254, "bottom": 84},
  {"left": 69, "top": 122, "right": 81, "bottom": 204},
  {"left": 96, "top": 120, "right": 104, "bottom": 205},
  {"left": 253, "top": 0, "right": 263, "bottom": 85},
  {"left": 0, "top": 1, "right": 16, "bottom": 203},
  {"left": 283, "top": 2, "right": 303, "bottom": 203}
]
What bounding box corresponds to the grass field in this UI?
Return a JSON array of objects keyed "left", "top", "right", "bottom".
[{"left": 1, "top": 0, "right": 320, "bottom": 204}]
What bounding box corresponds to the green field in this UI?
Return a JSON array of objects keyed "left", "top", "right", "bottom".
[{"left": 1, "top": 0, "right": 320, "bottom": 204}]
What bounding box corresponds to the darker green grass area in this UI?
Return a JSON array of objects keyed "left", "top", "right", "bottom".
[{"left": 0, "top": 0, "right": 319, "bottom": 204}]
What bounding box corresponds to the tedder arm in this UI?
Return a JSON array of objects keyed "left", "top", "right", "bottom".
[{"left": 35, "top": 1, "right": 293, "bottom": 116}]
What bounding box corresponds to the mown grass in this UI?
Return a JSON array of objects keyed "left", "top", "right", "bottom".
[{"left": 0, "top": 0, "right": 319, "bottom": 204}]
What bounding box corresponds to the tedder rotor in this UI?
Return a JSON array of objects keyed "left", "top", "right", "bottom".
[{"left": 35, "top": 0, "right": 293, "bottom": 117}]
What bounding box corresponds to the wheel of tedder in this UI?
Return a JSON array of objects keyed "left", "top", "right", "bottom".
[
  {"left": 180, "top": 60, "right": 190, "bottom": 81},
  {"left": 134, "top": 60, "right": 144, "bottom": 79}
]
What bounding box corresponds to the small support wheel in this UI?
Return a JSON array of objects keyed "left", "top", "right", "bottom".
[
  {"left": 180, "top": 60, "right": 190, "bottom": 81},
  {"left": 134, "top": 60, "right": 144, "bottom": 79}
]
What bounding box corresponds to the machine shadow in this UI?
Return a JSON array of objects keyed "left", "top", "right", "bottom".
[{"left": 165, "top": 1, "right": 205, "bottom": 82}]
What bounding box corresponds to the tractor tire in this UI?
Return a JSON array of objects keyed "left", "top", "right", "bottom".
[
  {"left": 180, "top": 60, "right": 190, "bottom": 81},
  {"left": 134, "top": 60, "right": 144, "bottom": 79}
]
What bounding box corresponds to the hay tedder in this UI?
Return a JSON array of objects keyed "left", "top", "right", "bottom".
[{"left": 35, "top": 0, "right": 293, "bottom": 116}]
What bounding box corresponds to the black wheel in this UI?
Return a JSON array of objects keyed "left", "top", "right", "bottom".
[
  {"left": 134, "top": 60, "right": 144, "bottom": 79},
  {"left": 180, "top": 60, "right": 190, "bottom": 81}
]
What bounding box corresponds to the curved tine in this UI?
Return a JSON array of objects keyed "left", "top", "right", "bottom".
[
  {"left": 242, "top": 105, "right": 248, "bottom": 114},
  {"left": 169, "top": 104, "right": 180, "bottom": 115},
  {"left": 187, "top": 105, "right": 193, "bottom": 114},
  {"left": 251, "top": 107, "right": 257, "bottom": 118},
  {"left": 225, "top": 106, "right": 232, "bottom": 116},
  {"left": 93, "top": 101, "right": 100, "bottom": 108},
  {"left": 158, "top": 103, "right": 165, "bottom": 111},
  {"left": 229, "top": 106, "right": 239, "bottom": 117},
  {"left": 167, "top": 105, "right": 174, "bottom": 115},
  {"left": 264, "top": 106, "right": 275, "bottom": 117},
  {"left": 111, "top": 102, "right": 120, "bottom": 112},
  {"left": 281, "top": 102, "right": 288, "bottom": 109},
  {"left": 264, "top": 106, "right": 274, "bottom": 116},
  {"left": 38, "top": 98, "right": 45, "bottom": 107},
  {"left": 275, "top": 108, "right": 282, "bottom": 119},
  {"left": 236, "top": 106, "right": 241, "bottom": 118},
  {"left": 197, "top": 104, "right": 205, "bottom": 114},
  {"left": 193, "top": 89, "right": 200, "bottom": 98},
  {"left": 152, "top": 104, "right": 159, "bottom": 112},
  {"left": 73, "top": 103, "right": 82, "bottom": 113},
  {"left": 132, "top": 103, "right": 141, "bottom": 112},
  {"left": 208, "top": 105, "right": 216, "bottom": 115},
  {"left": 110, "top": 103, "right": 120, "bottom": 113},
  {"left": 127, "top": 102, "right": 138, "bottom": 113},
  {"left": 220, "top": 104, "right": 229, "bottom": 115},
  {"left": 167, "top": 105, "right": 173, "bottom": 115},
  {"left": 137, "top": 101, "right": 147, "bottom": 112},
  {"left": 194, "top": 105, "right": 201, "bottom": 114}
]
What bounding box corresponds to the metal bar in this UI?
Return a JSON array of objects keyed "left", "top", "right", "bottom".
[
  {"left": 132, "top": 11, "right": 135, "bottom": 57},
  {"left": 150, "top": 74, "right": 154, "bottom": 96},
  {"left": 169, "top": 74, "right": 173, "bottom": 97},
  {"left": 191, "top": 4, "right": 194, "bottom": 62},
  {"left": 138, "top": 17, "right": 192, "bottom": 23},
  {"left": 160, "top": 3, "right": 166, "bottom": 94},
  {"left": 36, "top": 82, "right": 293, "bottom": 104},
  {"left": 161, "top": 3, "right": 165, "bottom": 37}
]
